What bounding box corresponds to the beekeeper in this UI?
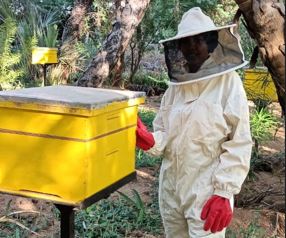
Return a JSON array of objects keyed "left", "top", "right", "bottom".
[{"left": 136, "top": 7, "right": 252, "bottom": 238}]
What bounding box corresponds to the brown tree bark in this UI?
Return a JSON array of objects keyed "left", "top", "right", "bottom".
[
  {"left": 75, "top": 0, "right": 151, "bottom": 87},
  {"left": 58, "top": 0, "right": 93, "bottom": 83},
  {"left": 61, "top": 0, "right": 93, "bottom": 44},
  {"left": 235, "top": 0, "right": 285, "bottom": 114}
]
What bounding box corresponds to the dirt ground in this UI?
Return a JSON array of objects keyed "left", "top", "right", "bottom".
[{"left": 0, "top": 100, "right": 284, "bottom": 237}]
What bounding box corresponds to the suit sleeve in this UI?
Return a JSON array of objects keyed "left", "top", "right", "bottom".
[
  {"left": 212, "top": 72, "right": 253, "bottom": 199},
  {"left": 145, "top": 94, "right": 168, "bottom": 157}
]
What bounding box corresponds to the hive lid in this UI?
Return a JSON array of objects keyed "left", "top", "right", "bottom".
[{"left": 0, "top": 86, "right": 145, "bottom": 116}]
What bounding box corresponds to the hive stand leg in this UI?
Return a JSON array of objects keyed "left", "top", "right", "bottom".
[
  {"left": 42, "top": 64, "right": 48, "bottom": 86},
  {"left": 55, "top": 204, "right": 75, "bottom": 238}
]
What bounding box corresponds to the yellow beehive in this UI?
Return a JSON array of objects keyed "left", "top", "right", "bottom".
[
  {"left": 0, "top": 86, "right": 145, "bottom": 208},
  {"left": 32, "top": 47, "right": 58, "bottom": 64},
  {"left": 243, "top": 68, "right": 278, "bottom": 101}
]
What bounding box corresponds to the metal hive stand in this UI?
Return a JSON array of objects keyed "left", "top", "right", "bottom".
[{"left": 54, "top": 172, "right": 136, "bottom": 238}]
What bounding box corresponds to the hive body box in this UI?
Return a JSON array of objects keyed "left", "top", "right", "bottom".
[
  {"left": 0, "top": 86, "right": 145, "bottom": 208},
  {"left": 32, "top": 47, "right": 58, "bottom": 64},
  {"left": 243, "top": 68, "right": 278, "bottom": 102}
]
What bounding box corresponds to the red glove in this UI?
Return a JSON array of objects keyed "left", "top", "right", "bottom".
[
  {"left": 201, "top": 195, "right": 233, "bottom": 233},
  {"left": 136, "top": 117, "right": 155, "bottom": 151}
]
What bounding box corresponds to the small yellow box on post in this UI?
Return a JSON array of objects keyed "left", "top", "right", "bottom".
[
  {"left": 243, "top": 68, "right": 278, "bottom": 102},
  {"left": 0, "top": 86, "right": 145, "bottom": 208},
  {"left": 32, "top": 47, "right": 58, "bottom": 65}
]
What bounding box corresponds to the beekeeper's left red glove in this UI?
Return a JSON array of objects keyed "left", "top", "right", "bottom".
[
  {"left": 136, "top": 117, "right": 155, "bottom": 151},
  {"left": 201, "top": 195, "right": 233, "bottom": 233}
]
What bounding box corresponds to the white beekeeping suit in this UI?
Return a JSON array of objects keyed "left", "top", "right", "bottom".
[{"left": 146, "top": 7, "right": 253, "bottom": 238}]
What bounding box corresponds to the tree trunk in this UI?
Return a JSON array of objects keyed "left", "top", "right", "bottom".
[
  {"left": 235, "top": 0, "right": 285, "bottom": 114},
  {"left": 61, "top": 0, "right": 93, "bottom": 44},
  {"left": 76, "top": 0, "right": 151, "bottom": 87},
  {"left": 111, "top": 53, "right": 125, "bottom": 87},
  {"left": 59, "top": 0, "right": 93, "bottom": 83}
]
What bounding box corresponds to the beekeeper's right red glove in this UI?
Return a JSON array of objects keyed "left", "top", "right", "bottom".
[
  {"left": 136, "top": 117, "right": 155, "bottom": 151},
  {"left": 201, "top": 195, "right": 233, "bottom": 233}
]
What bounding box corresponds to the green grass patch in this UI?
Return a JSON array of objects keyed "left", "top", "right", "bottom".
[
  {"left": 136, "top": 149, "right": 161, "bottom": 168},
  {"left": 75, "top": 189, "right": 162, "bottom": 237}
]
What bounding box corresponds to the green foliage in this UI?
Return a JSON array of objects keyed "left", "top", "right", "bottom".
[
  {"left": 38, "top": 24, "right": 59, "bottom": 47},
  {"left": 17, "top": 3, "right": 60, "bottom": 69},
  {"left": 91, "top": 0, "right": 112, "bottom": 38},
  {"left": 136, "top": 149, "right": 161, "bottom": 168},
  {"left": 122, "top": 66, "right": 169, "bottom": 92},
  {"left": 75, "top": 192, "right": 162, "bottom": 237},
  {"left": 252, "top": 98, "right": 272, "bottom": 112},
  {"left": 0, "top": 0, "right": 16, "bottom": 22},
  {"left": 0, "top": 18, "right": 23, "bottom": 89},
  {"left": 148, "top": 0, "right": 237, "bottom": 42},
  {"left": 118, "top": 189, "right": 146, "bottom": 225},
  {"left": 138, "top": 108, "right": 156, "bottom": 130},
  {"left": 0, "top": 0, "right": 61, "bottom": 86},
  {"left": 76, "top": 40, "right": 100, "bottom": 61},
  {"left": 146, "top": 73, "right": 169, "bottom": 89},
  {"left": 130, "top": 71, "right": 168, "bottom": 91},
  {"left": 249, "top": 107, "right": 278, "bottom": 177},
  {"left": 250, "top": 108, "right": 278, "bottom": 147},
  {"left": 31, "top": 0, "right": 73, "bottom": 15},
  {"left": 118, "top": 189, "right": 162, "bottom": 233},
  {"left": 75, "top": 199, "right": 134, "bottom": 238},
  {"left": 57, "top": 38, "right": 102, "bottom": 85}
]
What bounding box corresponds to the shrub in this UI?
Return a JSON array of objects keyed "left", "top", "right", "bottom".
[
  {"left": 0, "top": 18, "right": 23, "bottom": 90},
  {"left": 249, "top": 107, "right": 278, "bottom": 177}
]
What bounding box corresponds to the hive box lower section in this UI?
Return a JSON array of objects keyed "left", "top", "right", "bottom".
[{"left": 0, "top": 104, "right": 139, "bottom": 208}]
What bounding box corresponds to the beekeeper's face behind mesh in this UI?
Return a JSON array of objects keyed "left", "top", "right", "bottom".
[
  {"left": 161, "top": 7, "right": 247, "bottom": 84},
  {"left": 177, "top": 31, "right": 218, "bottom": 73},
  {"left": 164, "top": 31, "right": 219, "bottom": 78}
]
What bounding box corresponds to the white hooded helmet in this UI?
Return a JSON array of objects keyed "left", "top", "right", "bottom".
[{"left": 160, "top": 7, "right": 248, "bottom": 85}]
